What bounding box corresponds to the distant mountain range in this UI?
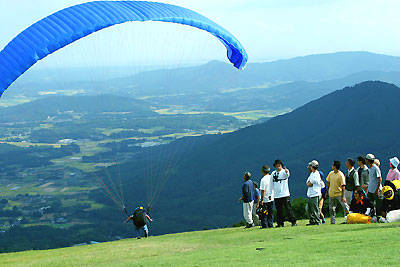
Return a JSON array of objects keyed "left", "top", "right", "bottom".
[
  {"left": 6, "top": 52, "right": 400, "bottom": 101},
  {"left": 114, "top": 51, "right": 400, "bottom": 96},
  {"left": 170, "top": 70, "right": 400, "bottom": 112},
  {"left": 113, "top": 81, "right": 400, "bottom": 234},
  {"left": 5, "top": 51, "right": 400, "bottom": 117},
  {"left": 92, "top": 52, "right": 400, "bottom": 100}
]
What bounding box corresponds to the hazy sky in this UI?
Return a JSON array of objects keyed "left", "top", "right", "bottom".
[{"left": 0, "top": 0, "right": 399, "bottom": 67}]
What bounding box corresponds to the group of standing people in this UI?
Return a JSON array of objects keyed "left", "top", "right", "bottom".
[
  {"left": 240, "top": 153, "right": 400, "bottom": 228},
  {"left": 308, "top": 153, "right": 400, "bottom": 225},
  {"left": 240, "top": 159, "right": 297, "bottom": 228}
]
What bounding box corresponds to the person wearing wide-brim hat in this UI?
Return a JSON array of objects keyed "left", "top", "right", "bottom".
[
  {"left": 270, "top": 159, "right": 297, "bottom": 227},
  {"left": 386, "top": 157, "right": 400, "bottom": 182},
  {"left": 365, "top": 153, "right": 383, "bottom": 216}
]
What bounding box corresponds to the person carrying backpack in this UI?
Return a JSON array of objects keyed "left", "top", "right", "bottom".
[
  {"left": 125, "top": 206, "right": 153, "bottom": 239},
  {"left": 259, "top": 165, "right": 274, "bottom": 228}
]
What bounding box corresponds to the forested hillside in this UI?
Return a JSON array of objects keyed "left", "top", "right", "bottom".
[{"left": 111, "top": 81, "right": 400, "bottom": 235}]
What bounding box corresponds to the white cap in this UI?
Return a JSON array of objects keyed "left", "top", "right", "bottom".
[
  {"left": 308, "top": 160, "right": 319, "bottom": 168},
  {"left": 366, "top": 153, "right": 375, "bottom": 161},
  {"left": 390, "top": 157, "right": 400, "bottom": 168}
]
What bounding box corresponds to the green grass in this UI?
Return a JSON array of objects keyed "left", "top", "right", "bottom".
[
  {"left": 154, "top": 108, "right": 291, "bottom": 121},
  {"left": 0, "top": 182, "right": 94, "bottom": 198},
  {"left": 0, "top": 97, "right": 34, "bottom": 107},
  {"left": 0, "top": 183, "right": 43, "bottom": 197},
  {"left": 96, "top": 128, "right": 126, "bottom": 136},
  {"left": 1, "top": 220, "right": 399, "bottom": 266},
  {"left": 22, "top": 223, "right": 76, "bottom": 229},
  {"left": 0, "top": 142, "right": 63, "bottom": 148}
]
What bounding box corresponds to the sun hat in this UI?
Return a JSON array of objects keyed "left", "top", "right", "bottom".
[{"left": 390, "top": 157, "right": 400, "bottom": 168}]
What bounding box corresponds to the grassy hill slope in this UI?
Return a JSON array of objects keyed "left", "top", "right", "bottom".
[{"left": 1, "top": 220, "right": 399, "bottom": 266}]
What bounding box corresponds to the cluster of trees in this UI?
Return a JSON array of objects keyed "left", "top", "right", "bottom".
[
  {"left": 0, "top": 143, "right": 80, "bottom": 170},
  {"left": 30, "top": 128, "right": 93, "bottom": 143},
  {"left": 109, "top": 129, "right": 175, "bottom": 139}
]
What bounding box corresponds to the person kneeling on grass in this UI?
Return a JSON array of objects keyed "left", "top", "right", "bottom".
[
  {"left": 125, "top": 206, "right": 153, "bottom": 239},
  {"left": 380, "top": 180, "right": 400, "bottom": 223},
  {"left": 345, "top": 188, "right": 374, "bottom": 224}
]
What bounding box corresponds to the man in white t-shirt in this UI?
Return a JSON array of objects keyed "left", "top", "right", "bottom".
[
  {"left": 306, "top": 160, "right": 324, "bottom": 225},
  {"left": 259, "top": 165, "right": 274, "bottom": 228},
  {"left": 270, "top": 159, "right": 297, "bottom": 227}
]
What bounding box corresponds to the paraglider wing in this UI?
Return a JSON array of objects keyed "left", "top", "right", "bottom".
[{"left": 0, "top": 1, "right": 248, "bottom": 97}]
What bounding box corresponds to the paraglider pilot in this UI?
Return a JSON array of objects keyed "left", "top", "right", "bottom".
[{"left": 125, "top": 206, "right": 153, "bottom": 239}]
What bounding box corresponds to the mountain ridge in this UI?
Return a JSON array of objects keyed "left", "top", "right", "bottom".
[{"left": 6, "top": 51, "right": 400, "bottom": 99}]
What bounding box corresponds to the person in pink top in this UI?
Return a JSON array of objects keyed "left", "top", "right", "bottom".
[{"left": 387, "top": 157, "right": 400, "bottom": 182}]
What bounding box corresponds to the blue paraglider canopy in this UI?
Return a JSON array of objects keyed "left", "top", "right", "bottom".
[{"left": 0, "top": 1, "right": 248, "bottom": 97}]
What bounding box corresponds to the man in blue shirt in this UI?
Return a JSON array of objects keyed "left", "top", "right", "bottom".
[{"left": 239, "top": 172, "right": 255, "bottom": 228}]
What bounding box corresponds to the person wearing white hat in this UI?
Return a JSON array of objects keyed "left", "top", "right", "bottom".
[
  {"left": 259, "top": 165, "right": 274, "bottom": 228},
  {"left": 306, "top": 160, "right": 324, "bottom": 225},
  {"left": 386, "top": 157, "right": 400, "bottom": 182},
  {"left": 365, "top": 153, "right": 383, "bottom": 216}
]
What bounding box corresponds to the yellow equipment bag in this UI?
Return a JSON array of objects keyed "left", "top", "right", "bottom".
[{"left": 347, "top": 213, "right": 372, "bottom": 224}]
